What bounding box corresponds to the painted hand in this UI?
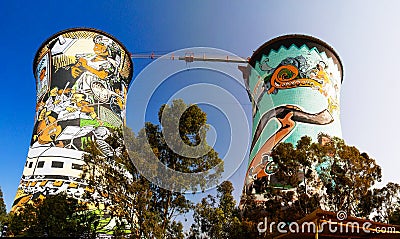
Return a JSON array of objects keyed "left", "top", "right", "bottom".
[
  {"left": 71, "top": 66, "right": 83, "bottom": 78},
  {"left": 78, "top": 57, "right": 88, "bottom": 67}
]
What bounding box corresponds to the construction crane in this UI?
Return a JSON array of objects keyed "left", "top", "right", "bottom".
[{"left": 130, "top": 52, "right": 249, "bottom": 63}]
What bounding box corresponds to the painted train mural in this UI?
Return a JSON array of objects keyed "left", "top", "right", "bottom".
[
  {"left": 13, "top": 28, "right": 133, "bottom": 213},
  {"left": 241, "top": 35, "right": 343, "bottom": 200}
]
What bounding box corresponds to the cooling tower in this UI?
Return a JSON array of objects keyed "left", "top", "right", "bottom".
[
  {"left": 242, "top": 34, "right": 343, "bottom": 199},
  {"left": 12, "top": 28, "right": 133, "bottom": 211}
]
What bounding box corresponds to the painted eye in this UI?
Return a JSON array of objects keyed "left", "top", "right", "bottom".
[{"left": 264, "top": 161, "right": 279, "bottom": 175}]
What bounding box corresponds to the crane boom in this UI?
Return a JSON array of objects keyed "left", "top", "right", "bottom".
[{"left": 130, "top": 52, "right": 249, "bottom": 63}]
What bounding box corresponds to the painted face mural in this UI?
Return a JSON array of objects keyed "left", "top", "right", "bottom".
[
  {"left": 13, "top": 29, "right": 133, "bottom": 214},
  {"left": 241, "top": 35, "right": 343, "bottom": 198}
]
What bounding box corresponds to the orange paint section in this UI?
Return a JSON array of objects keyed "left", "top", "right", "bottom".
[{"left": 268, "top": 65, "right": 323, "bottom": 94}]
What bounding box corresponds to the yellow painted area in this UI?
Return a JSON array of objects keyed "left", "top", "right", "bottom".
[
  {"left": 53, "top": 180, "right": 63, "bottom": 187},
  {"left": 68, "top": 182, "right": 78, "bottom": 188},
  {"left": 14, "top": 188, "right": 25, "bottom": 199},
  {"left": 29, "top": 181, "right": 37, "bottom": 187},
  {"left": 85, "top": 186, "right": 94, "bottom": 193},
  {"left": 39, "top": 180, "right": 48, "bottom": 186}
]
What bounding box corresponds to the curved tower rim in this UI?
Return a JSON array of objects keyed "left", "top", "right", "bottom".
[
  {"left": 249, "top": 34, "right": 344, "bottom": 83},
  {"left": 33, "top": 27, "right": 133, "bottom": 84}
]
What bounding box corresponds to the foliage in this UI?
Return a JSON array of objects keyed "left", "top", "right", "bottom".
[
  {"left": 6, "top": 193, "right": 95, "bottom": 237},
  {"left": 83, "top": 99, "right": 223, "bottom": 238},
  {"left": 389, "top": 204, "right": 400, "bottom": 225},
  {"left": 154, "top": 100, "right": 224, "bottom": 190},
  {"left": 191, "top": 135, "right": 396, "bottom": 238},
  {"left": 316, "top": 136, "right": 382, "bottom": 215},
  {"left": 0, "top": 187, "right": 6, "bottom": 218},
  {"left": 237, "top": 136, "right": 323, "bottom": 237},
  {"left": 188, "top": 181, "right": 242, "bottom": 239},
  {"left": 248, "top": 135, "right": 383, "bottom": 219},
  {"left": 358, "top": 182, "right": 400, "bottom": 223},
  {"left": 83, "top": 129, "right": 165, "bottom": 238},
  {"left": 0, "top": 187, "right": 7, "bottom": 236}
]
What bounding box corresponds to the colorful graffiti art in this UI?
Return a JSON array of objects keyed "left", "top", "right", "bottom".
[
  {"left": 241, "top": 35, "right": 343, "bottom": 197},
  {"left": 13, "top": 28, "right": 133, "bottom": 216}
]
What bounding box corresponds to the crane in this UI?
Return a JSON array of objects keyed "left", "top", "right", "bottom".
[{"left": 130, "top": 52, "right": 249, "bottom": 64}]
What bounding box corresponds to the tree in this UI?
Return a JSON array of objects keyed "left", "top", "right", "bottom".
[
  {"left": 0, "top": 187, "right": 7, "bottom": 236},
  {"left": 358, "top": 182, "right": 400, "bottom": 223},
  {"left": 389, "top": 205, "right": 400, "bottom": 225},
  {"left": 269, "top": 136, "right": 322, "bottom": 216},
  {"left": 0, "top": 187, "right": 6, "bottom": 218},
  {"left": 83, "top": 130, "right": 164, "bottom": 238},
  {"left": 239, "top": 134, "right": 395, "bottom": 237},
  {"left": 150, "top": 100, "right": 222, "bottom": 233},
  {"left": 255, "top": 135, "right": 382, "bottom": 217},
  {"left": 187, "top": 134, "right": 398, "bottom": 238},
  {"left": 189, "top": 181, "right": 242, "bottom": 239},
  {"left": 315, "top": 136, "right": 382, "bottom": 215},
  {"left": 83, "top": 99, "right": 223, "bottom": 238},
  {"left": 6, "top": 193, "right": 95, "bottom": 237}
]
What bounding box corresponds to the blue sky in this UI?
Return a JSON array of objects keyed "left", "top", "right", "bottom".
[{"left": 1, "top": 0, "right": 399, "bottom": 219}]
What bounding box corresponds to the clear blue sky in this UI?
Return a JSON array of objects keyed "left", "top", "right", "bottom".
[{"left": 0, "top": 0, "right": 399, "bottom": 219}]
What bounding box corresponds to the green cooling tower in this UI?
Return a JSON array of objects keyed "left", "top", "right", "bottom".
[
  {"left": 242, "top": 34, "right": 343, "bottom": 199},
  {"left": 12, "top": 28, "right": 133, "bottom": 211}
]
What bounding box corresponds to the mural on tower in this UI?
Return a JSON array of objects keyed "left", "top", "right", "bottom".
[
  {"left": 13, "top": 29, "right": 133, "bottom": 214},
  {"left": 241, "top": 35, "right": 343, "bottom": 197}
]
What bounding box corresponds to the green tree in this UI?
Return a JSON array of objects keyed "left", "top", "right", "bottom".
[
  {"left": 83, "top": 99, "right": 223, "bottom": 238},
  {"left": 315, "top": 136, "right": 382, "bottom": 215},
  {"left": 190, "top": 135, "right": 398, "bottom": 238},
  {"left": 235, "top": 137, "right": 322, "bottom": 238},
  {"left": 7, "top": 193, "right": 95, "bottom": 237},
  {"left": 238, "top": 194, "right": 269, "bottom": 238},
  {"left": 389, "top": 204, "right": 400, "bottom": 225},
  {"left": 269, "top": 136, "right": 322, "bottom": 216},
  {"left": 257, "top": 135, "right": 382, "bottom": 218},
  {"left": 147, "top": 100, "right": 222, "bottom": 238},
  {"left": 240, "top": 135, "right": 393, "bottom": 237},
  {"left": 358, "top": 182, "right": 400, "bottom": 222},
  {"left": 83, "top": 130, "right": 163, "bottom": 238},
  {"left": 189, "top": 181, "right": 242, "bottom": 239},
  {"left": 0, "top": 187, "right": 7, "bottom": 236},
  {"left": 0, "top": 187, "right": 6, "bottom": 218}
]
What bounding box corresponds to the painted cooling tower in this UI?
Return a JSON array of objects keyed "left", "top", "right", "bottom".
[
  {"left": 12, "top": 28, "right": 133, "bottom": 211},
  {"left": 242, "top": 34, "right": 343, "bottom": 198}
]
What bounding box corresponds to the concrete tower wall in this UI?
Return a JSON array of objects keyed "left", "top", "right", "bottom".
[
  {"left": 13, "top": 28, "right": 133, "bottom": 211},
  {"left": 243, "top": 35, "right": 343, "bottom": 197}
]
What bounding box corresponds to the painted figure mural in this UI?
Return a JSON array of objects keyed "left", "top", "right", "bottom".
[
  {"left": 13, "top": 28, "right": 133, "bottom": 212},
  {"left": 241, "top": 35, "right": 343, "bottom": 199}
]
